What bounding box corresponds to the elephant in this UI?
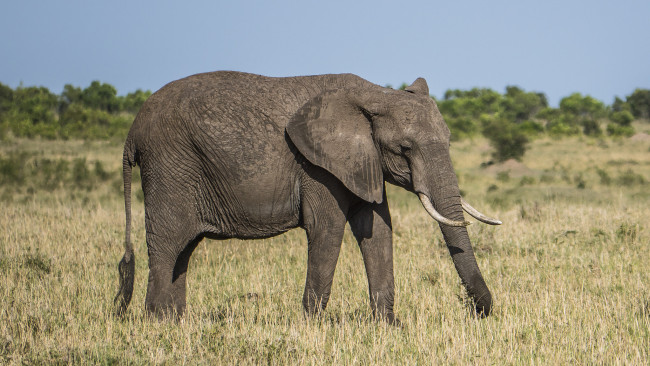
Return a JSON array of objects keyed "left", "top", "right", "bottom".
[{"left": 113, "top": 71, "right": 502, "bottom": 325}]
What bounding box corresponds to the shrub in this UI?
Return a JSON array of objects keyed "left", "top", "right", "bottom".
[
  {"left": 447, "top": 116, "right": 479, "bottom": 140},
  {"left": 36, "top": 159, "right": 69, "bottom": 191},
  {"left": 545, "top": 114, "right": 582, "bottom": 137},
  {"left": 72, "top": 158, "right": 93, "bottom": 190},
  {"left": 0, "top": 152, "right": 29, "bottom": 186},
  {"left": 581, "top": 118, "right": 602, "bottom": 136},
  {"left": 518, "top": 120, "right": 544, "bottom": 136},
  {"left": 519, "top": 176, "right": 536, "bottom": 186},
  {"left": 627, "top": 89, "right": 650, "bottom": 119},
  {"left": 596, "top": 169, "right": 611, "bottom": 185},
  {"left": 482, "top": 118, "right": 529, "bottom": 162},
  {"left": 618, "top": 169, "right": 646, "bottom": 186},
  {"left": 94, "top": 161, "right": 111, "bottom": 181},
  {"left": 610, "top": 110, "right": 634, "bottom": 126},
  {"left": 606, "top": 123, "right": 635, "bottom": 137}
]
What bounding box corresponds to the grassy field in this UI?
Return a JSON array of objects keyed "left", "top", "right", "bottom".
[{"left": 1, "top": 126, "right": 649, "bottom": 364}]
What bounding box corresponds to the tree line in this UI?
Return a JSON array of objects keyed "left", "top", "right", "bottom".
[
  {"left": 1, "top": 80, "right": 649, "bottom": 160},
  {"left": 401, "top": 84, "right": 648, "bottom": 161},
  {"left": 0, "top": 81, "right": 150, "bottom": 140}
]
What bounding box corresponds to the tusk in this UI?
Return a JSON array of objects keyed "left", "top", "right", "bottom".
[
  {"left": 418, "top": 193, "right": 470, "bottom": 227},
  {"left": 461, "top": 197, "right": 502, "bottom": 225}
]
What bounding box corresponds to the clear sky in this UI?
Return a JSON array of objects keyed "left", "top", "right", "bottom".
[{"left": 1, "top": 0, "right": 648, "bottom": 106}]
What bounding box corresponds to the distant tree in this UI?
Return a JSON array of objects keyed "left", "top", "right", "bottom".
[
  {"left": 607, "top": 107, "right": 635, "bottom": 137},
  {"left": 121, "top": 89, "right": 152, "bottom": 113},
  {"left": 501, "top": 85, "right": 548, "bottom": 123},
  {"left": 4, "top": 86, "right": 59, "bottom": 138},
  {"left": 12, "top": 86, "right": 58, "bottom": 125},
  {"left": 606, "top": 122, "right": 635, "bottom": 137},
  {"left": 559, "top": 93, "right": 606, "bottom": 119},
  {"left": 581, "top": 118, "right": 602, "bottom": 136},
  {"left": 59, "top": 84, "right": 83, "bottom": 114},
  {"left": 554, "top": 93, "right": 608, "bottom": 136},
  {"left": 81, "top": 81, "right": 120, "bottom": 112},
  {"left": 626, "top": 88, "right": 650, "bottom": 119},
  {"left": 610, "top": 110, "right": 634, "bottom": 127},
  {"left": 611, "top": 96, "right": 630, "bottom": 113},
  {"left": 0, "top": 82, "right": 13, "bottom": 116},
  {"left": 443, "top": 89, "right": 461, "bottom": 100},
  {"left": 482, "top": 117, "right": 529, "bottom": 161},
  {"left": 0, "top": 83, "right": 13, "bottom": 139},
  {"left": 438, "top": 88, "right": 502, "bottom": 139}
]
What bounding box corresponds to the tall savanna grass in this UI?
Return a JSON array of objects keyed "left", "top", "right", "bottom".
[{"left": 1, "top": 129, "right": 649, "bottom": 364}]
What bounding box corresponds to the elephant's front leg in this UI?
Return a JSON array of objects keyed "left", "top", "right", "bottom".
[
  {"left": 300, "top": 172, "right": 349, "bottom": 317},
  {"left": 348, "top": 193, "right": 399, "bottom": 326},
  {"left": 302, "top": 225, "right": 346, "bottom": 315}
]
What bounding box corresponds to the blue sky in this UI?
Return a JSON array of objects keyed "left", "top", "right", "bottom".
[{"left": 1, "top": 0, "right": 648, "bottom": 106}]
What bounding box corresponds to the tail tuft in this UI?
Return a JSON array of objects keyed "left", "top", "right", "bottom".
[{"left": 114, "top": 250, "right": 135, "bottom": 317}]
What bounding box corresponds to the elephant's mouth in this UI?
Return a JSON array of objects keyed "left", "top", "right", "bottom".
[{"left": 418, "top": 193, "right": 502, "bottom": 227}]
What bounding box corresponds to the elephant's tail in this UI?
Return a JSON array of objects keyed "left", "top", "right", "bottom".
[{"left": 114, "top": 135, "right": 137, "bottom": 317}]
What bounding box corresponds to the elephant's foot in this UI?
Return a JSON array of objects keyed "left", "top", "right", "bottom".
[
  {"left": 146, "top": 303, "right": 185, "bottom": 321},
  {"left": 369, "top": 289, "right": 401, "bottom": 326},
  {"left": 302, "top": 289, "right": 330, "bottom": 317},
  {"left": 379, "top": 311, "right": 402, "bottom": 328},
  {"left": 145, "top": 291, "right": 187, "bottom": 321}
]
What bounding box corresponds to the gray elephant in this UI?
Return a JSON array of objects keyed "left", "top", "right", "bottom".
[{"left": 113, "top": 71, "right": 501, "bottom": 324}]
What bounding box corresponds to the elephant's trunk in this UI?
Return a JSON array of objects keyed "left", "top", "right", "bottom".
[
  {"left": 413, "top": 148, "right": 492, "bottom": 317},
  {"left": 434, "top": 191, "right": 492, "bottom": 316}
]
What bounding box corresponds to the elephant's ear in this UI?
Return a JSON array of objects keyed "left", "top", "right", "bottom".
[
  {"left": 405, "top": 77, "right": 429, "bottom": 96},
  {"left": 287, "top": 90, "right": 383, "bottom": 203}
]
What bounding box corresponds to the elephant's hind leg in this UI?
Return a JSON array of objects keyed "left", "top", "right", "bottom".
[
  {"left": 170, "top": 236, "right": 202, "bottom": 314},
  {"left": 145, "top": 232, "right": 202, "bottom": 319},
  {"left": 141, "top": 175, "right": 203, "bottom": 320}
]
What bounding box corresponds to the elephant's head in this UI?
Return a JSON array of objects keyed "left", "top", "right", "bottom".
[{"left": 287, "top": 77, "right": 500, "bottom": 316}]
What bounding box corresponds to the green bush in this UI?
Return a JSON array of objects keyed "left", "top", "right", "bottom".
[
  {"left": 581, "top": 118, "right": 602, "bottom": 136},
  {"left": 482, "top": 117, "right": 529, "bottom": 161},
  {"left": 596, "top": 169, "right": 611, "bottom": 185},
  {"left": 626, "top": 89, "right": 650, "bottom": 119},
  {"left": 72, "top": 158, "right": 93, "bottom": 190},
  {"left": 606, "top": 123, "right": 635, "bottom": 137},
  {"left": 447, "top": 116, "right": 479, "bottom": 140},
  {"left": 0, "top": 152, "right": 29, "bottom": 186},
  {"left": 559, "top": 93, "right": 606, "bottom": 120},
  {"left": 610, "top": 110, "right": 634, "bottom": 126},
  {"left": 501, "top": 86, "right": 548, "bottom": 123},
  {"left": 546, "top": 119, "right": 581, "bottom": 137},
  {"left": 618, "top": 169, "right": 646, "bottom": 186},
  {"left": 36, "top": 159, "right": 69, "bottom": 191},
  {"left": 518, "top": 120, "right": 545, "bottom": 136}
]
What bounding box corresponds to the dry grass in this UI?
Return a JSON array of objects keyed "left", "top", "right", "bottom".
[{"left": 1, "top": 134, "right": 649, "bottom": 364}]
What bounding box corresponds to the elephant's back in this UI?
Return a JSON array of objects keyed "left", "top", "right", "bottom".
[
  {"left": 131, "top": 71, "right": 370, "bottom": 132},
  {"left": 129, "top": 71, "right": 368, "bottom": 162}
]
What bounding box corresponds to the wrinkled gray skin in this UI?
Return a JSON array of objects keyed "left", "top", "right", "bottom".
[{"left": 114, "top": 71, "right": 493, "bottom": 324}]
